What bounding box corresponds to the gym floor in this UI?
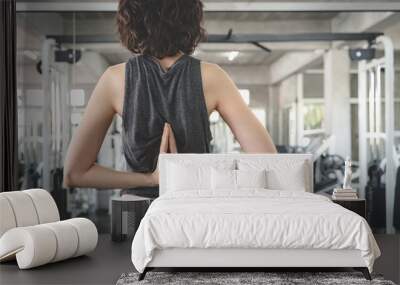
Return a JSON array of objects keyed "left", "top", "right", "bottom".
[
  {"left": 0, "top": 234, "right": 399, "bottom": 285},
  {"left": 0, "top": 235, "right": 133, "bottom": 285}
]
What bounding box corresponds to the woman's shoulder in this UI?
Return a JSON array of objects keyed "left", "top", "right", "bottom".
[
  {"left": 106, "top": 62, "right": 126, "bottom": 78},
  {"left": 97, "top": 63, "right": 126, "bottom": 115},
  {"left": 199, "top": 61, "right": 233, "bottom": 111},
  {"left": 200, "top": 61, "right": 232, "bottom": 92},
  {"left": 105, "top": 55, "right": 144, "bottom": 78},
  {"left": 201, "top": 61, "right": 231, "bottom": 84},
  {"left": 103, "top": 63, "right": 126, "bottom": 94},
  {"left": 103, "top": 63, "right": 126, "bottom": 93},
  {"left": 200, "top": 61, "right": 223, "bottom": 74}
]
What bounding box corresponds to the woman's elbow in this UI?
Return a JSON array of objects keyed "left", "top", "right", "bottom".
[{"left": 63, "top": 168, "right": 81, "bottom": 188}]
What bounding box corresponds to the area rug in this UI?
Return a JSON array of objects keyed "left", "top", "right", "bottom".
[{"left": 116, "top": 271, "right": 396, "bottom": 285}]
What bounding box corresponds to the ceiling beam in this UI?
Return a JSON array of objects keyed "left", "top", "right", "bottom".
[
  {"left": 205, "top": 2, "right": 400, "bottom": 12},
  {"left": 332, "top": 12, "right": 399, "bottom": 33},
  {"left": 221, "top": 64, "right": 270, "bottom": 85},
  {"left": 16, "top": 2, "right": 400, "bottom": 12},
  {"left": 267, "top": 51, "right": 324, "bottom": 84},
  {"left": 331, "top": 12, "right": 400, "bottom": 49},
  {"left": 206, "top": 33, "right": 383, "bottom": 43},
  {"left": 204, "top": 19, "right": 331, "bottom": 35},
  {"left": 267, "top": 12, "right": 400, "bottom": 85},
  {"left": 47, "top": 33, "right": 383, "bottom": 45},
  {"left": 54, "top": 41, "right": 332, "bottom": 52},
  {"left": 199, "top": 42, "right": 331, "bottom": 51}
]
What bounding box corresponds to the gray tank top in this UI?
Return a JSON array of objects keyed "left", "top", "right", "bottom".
[{"left": 122, "top": 54, "right": 212, "bottom": 174}]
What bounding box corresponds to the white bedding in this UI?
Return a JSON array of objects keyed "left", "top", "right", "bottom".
[{"left": 131, "top": 190, "right": 380, "bottom": 273}]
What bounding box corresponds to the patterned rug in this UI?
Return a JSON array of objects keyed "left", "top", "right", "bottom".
[{"left": 116, "top": 271, "right": 396, "bottom": 285}]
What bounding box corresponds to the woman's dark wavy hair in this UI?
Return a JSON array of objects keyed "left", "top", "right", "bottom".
[{"left": 117, "top": 0, "right": 205, "bottom": 59}]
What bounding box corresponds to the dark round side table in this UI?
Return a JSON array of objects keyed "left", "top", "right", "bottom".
[{"left": 111, "top": 195, "right": 153, "bottom": 242}]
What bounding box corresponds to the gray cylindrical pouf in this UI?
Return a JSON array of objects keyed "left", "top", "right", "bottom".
[{"left": 111, "top": 195, "right": 153, "bottom": 242}]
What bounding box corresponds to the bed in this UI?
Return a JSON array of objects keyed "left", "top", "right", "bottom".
[{"left": 131, "top": 154, "right": 380, "bottom": 280}]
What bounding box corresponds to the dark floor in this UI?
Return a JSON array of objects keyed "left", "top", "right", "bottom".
[
  {"left": 1, "top": 234, "right": 399, "bottom": 285},
  {"left": 0, "top": 235, "right": 133, "bottom": 285},
  {"left": 374, "top": 234, "right": 400, "bottom": 284}
]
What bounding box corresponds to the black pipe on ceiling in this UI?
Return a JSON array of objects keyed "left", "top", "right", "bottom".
[{"left": 46, "top": 32, "right": 384, "bottom": 45}]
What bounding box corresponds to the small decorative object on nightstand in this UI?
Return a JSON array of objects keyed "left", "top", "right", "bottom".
[
  {"left": 342, "top": 157, "right": 353, "bottom": 190},
  {"left": 332, "top": 157, "right": 359, "bottom": 200},
  {"left": 332, "top": 158, "right": 366, "bottom": 217},
  {"left": 111, "top": 195, "right": 153, "bottom": 242},
  {"left": 332, "top": 198, "right": 366, "bottom": 219}
]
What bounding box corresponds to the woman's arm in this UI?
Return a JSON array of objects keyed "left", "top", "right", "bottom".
[
  {"left": 63, "top": 66, "right": 159, "bottom": 189},
  {"left": 203, "top": 63, "right": 277, "bottom": 153}
]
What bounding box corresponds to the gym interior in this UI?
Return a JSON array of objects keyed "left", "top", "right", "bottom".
[{"left": 1, "top": 1, "right": 400, "bottom": 284}]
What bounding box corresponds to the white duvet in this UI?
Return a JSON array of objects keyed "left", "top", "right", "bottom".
[{"left": 131, "top": 190, "right": 380, "bottom": 273}]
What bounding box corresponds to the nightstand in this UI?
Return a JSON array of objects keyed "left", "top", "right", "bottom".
[
  {"left": 332, "top": 198, "right": 366, "bottom": 219},
  {"left": 111, "top": 195, "right": 153, "bottom": 242}
]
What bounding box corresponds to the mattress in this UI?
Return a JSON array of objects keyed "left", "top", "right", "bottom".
[{"left": 131, "top": 190, "right": 380, "bottom": 273}]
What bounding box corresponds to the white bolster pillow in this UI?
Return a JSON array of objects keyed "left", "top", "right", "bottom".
[
  {"left": 0, "top": 218, "right": 98, "bottom": 269},
  {"left": 0, "top": 196, "right": 17, "bottom": 237},
  {"left": 0, "top": 189, "right": 60, "bottom": 237},
  {"left": 65, "top": 218, "right": 98, "bottom": 257},
  {"left": 0, "top": 191, "right": 39, "bottom": 227},
  {"left": 42, "top": 221, "right": 79, "bottom": 262},
  {"left": 24, "top": 189, "right": 60, "bottom": 224},
  {"left": 0, "top": 226, "right": 57, "bottom": 268}
]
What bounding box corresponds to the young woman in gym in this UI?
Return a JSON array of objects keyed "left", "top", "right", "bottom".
[{"left": 63, "top": 0, "right": 276, "bottom": 197}]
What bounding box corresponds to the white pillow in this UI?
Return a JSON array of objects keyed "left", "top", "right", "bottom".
[
  {"left": 165, "top": 159, "right": 236, "bottom": 193},
  {"left": 167, "top": 162, "right": 210, "bottom": 191},
  {"left": 211, "top": 168, "right": 236, "bottom": 190},
  {"left": 236, "top": 169, "right": 267, "bottom": 189},
  {"left": 266, "top": 169, "right": 306, "bottom": 191},
  {"left": 211, "top": 169, "right": 268, "bottom": 191},
  {"left": 237, "top": 158, "right": 308, "bottom": 191}
]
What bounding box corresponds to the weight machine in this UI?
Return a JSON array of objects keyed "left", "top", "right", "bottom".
[{"left": 357, "top": 36, "right": 396, "bottom": 233}]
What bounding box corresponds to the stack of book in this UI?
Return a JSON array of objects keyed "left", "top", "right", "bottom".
[{"left": 332, "top": 188, "right": 358, "bottom": 200}]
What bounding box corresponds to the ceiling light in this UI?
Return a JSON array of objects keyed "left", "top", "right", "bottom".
[{"left": 227, "top": 51, "right": 239, "bottom": 61}]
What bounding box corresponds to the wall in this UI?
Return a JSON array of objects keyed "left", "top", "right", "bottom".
[{"left": 303, "top": 74, "right": 323, "bottom": 98}]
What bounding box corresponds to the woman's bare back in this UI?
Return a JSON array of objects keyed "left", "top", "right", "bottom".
[{"left": 63, "top": 55, "right": 276, "bottom": 189}]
